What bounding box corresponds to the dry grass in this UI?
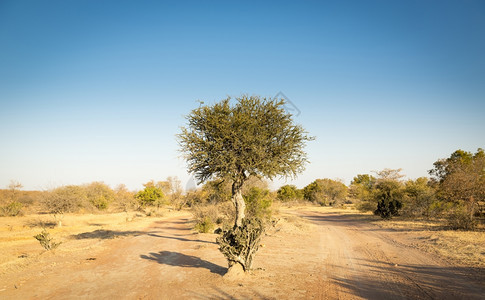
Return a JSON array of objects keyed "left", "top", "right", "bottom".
[
  {"left": 0, "top": 209, "right": 184, "bottom": 275},
  {"left": 418, "top": 231, "right": 485, "bottom": 268},
  {"left": 372, "top": 217, "right": 485, "bottom": 268}
]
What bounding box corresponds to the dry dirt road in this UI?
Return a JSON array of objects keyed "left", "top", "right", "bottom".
[{"left": 1, "top": 208, "right": 484, "bottom": 299}]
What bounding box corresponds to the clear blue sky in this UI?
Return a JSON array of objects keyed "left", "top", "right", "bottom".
[{"left": 1, "top": 0, "right": 484, "bottom": 191}]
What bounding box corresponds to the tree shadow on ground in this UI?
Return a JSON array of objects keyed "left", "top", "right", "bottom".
[
  {"left": 329, "top": 258, "right": 485, "bottom": 300},
  {"left": 147, "top": 232, "right": 216, "bottom": 244},
  {"left": 154, "top": 219, "right": 191, "bottom": 225},
  {"left": 25, "top": 219, "right": 57, "bottom": 228},
  {"left": 140, "top": 251, "right": 226, "bottom": 275},
  {"left": 70, "top": 229, "right": 144, "bottom": 240},
  {"left": 300, "top": 212, "right": 451, "bottom": 232}
]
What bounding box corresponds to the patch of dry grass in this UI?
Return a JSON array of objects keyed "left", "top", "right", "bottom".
[
  {"left": 372, "top": 217, "right": 485, "bottom": 268},
  {"left": 417, "top": 231, "right": 485, "bottom": 268}
]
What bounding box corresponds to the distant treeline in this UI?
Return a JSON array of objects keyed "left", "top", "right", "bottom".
[{"left": 1, "top": 148, "right": 483, "bottom": 230}]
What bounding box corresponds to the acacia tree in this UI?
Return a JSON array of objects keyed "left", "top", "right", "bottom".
[
  {"left": 178, "top": 95, "right": 312, "bottom": 227},
  {"left": 429, "top": 148, "right": 485, "bottom": 229}
]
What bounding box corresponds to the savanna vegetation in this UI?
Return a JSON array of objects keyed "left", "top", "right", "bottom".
[
  {"left": 2, "top": 149, "right": 483, "bottom": 235},
  {"left": 0, "top": 96, "right": 482, "bottom": 275}
]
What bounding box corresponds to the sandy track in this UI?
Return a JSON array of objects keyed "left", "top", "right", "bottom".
[
  {"left": 1, "top": 209, "right": 484, "bottom": 299},
  {"left": 297, "top": 211, "right": 485, "bottom": 299}
]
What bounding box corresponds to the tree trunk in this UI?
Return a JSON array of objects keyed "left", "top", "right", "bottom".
[
  {"left": 232, "top": 181, "right": 246, "bottom": 227},
  {"left": 54, "top": 214, "right": 63, "bottom": 227}
]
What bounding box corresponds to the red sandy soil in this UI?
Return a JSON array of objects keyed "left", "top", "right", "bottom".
[{"left": 1, "top": 208, "right": 484, "bottom": 299}]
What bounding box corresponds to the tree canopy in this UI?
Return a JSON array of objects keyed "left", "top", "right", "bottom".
[
  {"left": 178, "top": 95, "right": 313, "bottom": 185},
  {"left": 178, "top": 95, "right": 313, "bottom": 226},
  {"left": 428, "top": 148, "right": 485, "bottom": 228}
]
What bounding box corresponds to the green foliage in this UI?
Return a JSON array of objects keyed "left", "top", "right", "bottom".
[
  {"left": 34, "top": 229, "right": 61, "bottom": 250},
  {"left": 179, "top": 95, "right": 312, "bottom": 229},
  {"left": 374, "top": 180, "right": 404, "bottom": 219},
  {"left": 351, "top": 174, "right": 376, "bottom": 190},
  {"left": 184, "top": 189, "right": 208, "bottom": 207},
  {"left": 277, "top": 185, "right": 302, "bottom": 202},
  {"left": 429, "top": 148, "right": 485, "bottom": 228},
  {"left": 243, "top": 187, "right": 273, "bottom": 220},
  {"left": 0, "top": 201, "right": 23, "bottom": 217},
  {"left": 303, "top": 181, "right": 324, "bottom": 204},
  {"left": 402, "top": 177, "right": 436, "bottom": 217},
  {"left": 178, "top": 95, "right": 313, "bottom": 184},
  {"left": 429, "top": 149, "right": 482, "bottom": 183},
  {"left": 350, "top": 174, "right": 377, "bottom": 211},
  {"left": 202, "top": 179, "right": 232, "bottom": 204},
  {"left": 194, "top": 217, "right": 215, "bottom": 233},
  {"left": 135, "top": 182, "right": 165, "bottom": 208},
  {"left": 241, "top": 176, "right": 270, "bottom": 195},
  {"left": 303, "top": 179, "right": 348, "bottom": 206},
  {"left": 85, "top": 182, "right": 115, "bottom": 210},
  {"left": 216, "top": 217, "right": 265, "bottom": 272}
]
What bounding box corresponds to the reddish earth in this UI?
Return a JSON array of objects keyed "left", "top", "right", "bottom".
[{"left": 1, "top": 208, "right": 484, "bottom": 299}]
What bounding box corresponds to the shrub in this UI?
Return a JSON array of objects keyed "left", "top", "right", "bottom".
[
  {"left": 135, "top": 183, "right": 165, "bottom": 208},
  {"left": 401, "top": 177, "right": 437, "bottom": 218},
  {"left": 277, "top": 185, "right": 301, "bottom": 202},
  {"left": 194, "top": 217, "right": 215, "bottom": 233},
  {"left": 44, "top": 185, "right": 86, "bottom": 226},
  {"left": 447, "top": 203, "right": 477, "bottom": 230},
  {"left": 244, "top": 187, "right": 273, "bottom": 220},
  {"left": 373, "top": 180, "right": 404, "bottom": 219},
  {"left": 356, "top": 200, "right": 376, "bottom": 212},
  {"left": 113, "top": 184, "right": 136, "bottom": 212},
  {"left": 303, "top": 179, "right": 347, "bottom": 206},
  {"left": 34, "top": 229, "right": 61, "bottom": 250},
  {"left": 191, "top": 203, "right": 233, "bottom": 232},
  {"left": 375, "top": 198, "right": 402, "bottom": 219},
  {"left": 216, "top": 217, "right": 265, "bottom": 272},
  {"left": 0, "top": 180, "right": 24, "bottom": 216},
  {"left": 429, "top": 148, "right": 484, "bottom": 228},
  {"left": 202, "top": 179, "right": 232, "bottom": 204},
  {"left": 85, "top": 182, "right": 115, "bottom": 210},
  {"left": 0, "top": 201, "right": 23, "bottom": 216}
]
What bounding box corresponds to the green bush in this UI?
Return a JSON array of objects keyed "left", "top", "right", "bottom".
[
  {"left": 277, "top": 185, "right": 301, "bottom": 202},
  {"left": 194, "top": 217, "right": 215, "bottom": 233},
  {"left": 373, "top": 180, "right": 403, "bottom": 219},
  {"left": 356, "top": 200, "right": 376, "bottom": 212},
  {"left": 244, "top": 187, "right": 272, "bottom": 220},
  {"left": 34, "top": 229, "right": 61, "bottom": 250},
  {"left": 0, "top": 201, "right": 23, "bottom": 217},
  {"left": 135, "top": 184, "right": 165, "bottom": 208},
  {"left": 85, "top": 182, "right": 115, "bottom": 210},
  {"left": 303, "top": 179, "right": 348, "bottom": 206}
]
